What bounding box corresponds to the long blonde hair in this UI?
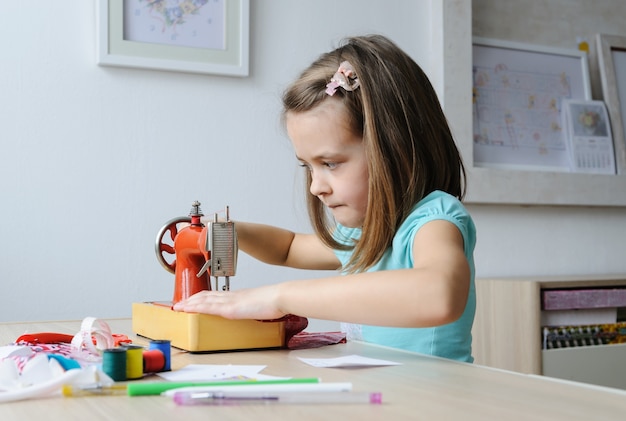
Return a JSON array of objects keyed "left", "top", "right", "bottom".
[{"left": 282, "top": 35, "right": 466, "bottom": 273}]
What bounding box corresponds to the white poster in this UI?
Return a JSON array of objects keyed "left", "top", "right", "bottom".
[{"left": 123, "top": 0, "right": 226, "bottom": 50}]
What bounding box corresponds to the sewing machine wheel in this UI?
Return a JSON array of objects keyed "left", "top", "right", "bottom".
[{"left": 155, "top": 216, "right": 191, "bottom": 274}]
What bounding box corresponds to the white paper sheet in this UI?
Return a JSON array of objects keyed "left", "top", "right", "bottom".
[
  {"left": 297, "top": 355, "right": 401, "bottom": 368},
  {"left": 156, "top": 364, "right": 288, "bottom": 382}
]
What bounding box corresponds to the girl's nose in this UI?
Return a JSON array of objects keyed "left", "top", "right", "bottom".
[{"left": 309, "top": 172, "right": 330, "bottom": 197}]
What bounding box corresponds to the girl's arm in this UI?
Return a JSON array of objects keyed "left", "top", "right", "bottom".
[
  {"left": 276, "top": 220, "right": 470, "bottom": 327},
  {"left": 174, "top": 220, "right": 469, "bottom": 328},
  {"left": 236, "top": 222, "right": 340, "bottom": 270}
]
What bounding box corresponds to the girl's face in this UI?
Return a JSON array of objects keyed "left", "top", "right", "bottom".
[{"left": 286, "top": 99, "right": 369, "bottom": 228}]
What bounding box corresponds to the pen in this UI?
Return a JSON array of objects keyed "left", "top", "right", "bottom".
[
  {"left": 126, "top": 377, "right": 320, "bottom": 396},
  {"left": 173, "top": 391, "right": 383, "bottom": 406},
  {"left": 161, "top": 382, "right": 353, "bottom": 397},
  {"left": 62, "top": 384, "right": 128, "bottom": 397}
]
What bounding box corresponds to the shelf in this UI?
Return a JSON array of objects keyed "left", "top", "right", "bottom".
[{"left": 473, "top": 274, "right": 626, "bottom": 388}]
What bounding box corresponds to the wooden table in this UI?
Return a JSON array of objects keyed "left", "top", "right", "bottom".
[{"left": 2, "top": 319, "right": 626, "bottom": 420}]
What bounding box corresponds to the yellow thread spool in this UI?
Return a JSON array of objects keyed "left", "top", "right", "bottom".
[{"left": 123, "top": 345, "right": 144, "bottom": 380}]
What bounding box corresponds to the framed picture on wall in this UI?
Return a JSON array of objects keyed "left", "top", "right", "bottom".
[
  {"left": 97, "top": 0, "right": 249, "bottom": 77},
  {"left": 596, "top": 33, "right": 626, "bottom": 175},
  {"left": 472, "top": 37, "right": 591, "bottom": 172}
]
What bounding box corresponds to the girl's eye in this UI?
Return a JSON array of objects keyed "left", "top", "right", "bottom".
[{"left": 298, "top": 161, "right": 338, "bottom": 171}]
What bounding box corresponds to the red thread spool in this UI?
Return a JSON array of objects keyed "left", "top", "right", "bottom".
[{"left": 143, "top": 349, "right": 166, "bottom": 373}]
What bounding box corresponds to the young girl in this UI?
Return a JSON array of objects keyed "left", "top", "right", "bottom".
[{"left": 174, "top": 34, "right": 476, "bottom": 362}]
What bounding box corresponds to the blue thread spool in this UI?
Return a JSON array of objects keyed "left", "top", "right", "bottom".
[
  {"left": 148, "top": 339, "right": 171, "bottom": 371},
  {"left": 102, "top": 348, "right": 127, "bottom": 381}
]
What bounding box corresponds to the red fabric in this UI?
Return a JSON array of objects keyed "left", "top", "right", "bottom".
[
  {"left": 287, "top": 331, "right": 347, "bottom": 350},
  {"left": 263, "top": 315, "right": 347, "bottom": 350}
]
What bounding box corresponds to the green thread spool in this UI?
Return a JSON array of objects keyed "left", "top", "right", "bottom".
[
  {"left": 102, "top": 348, "right": 127, "bottom": 382},
  {"left": 123, "top": 345, "right": 144, "bottom": 380}
]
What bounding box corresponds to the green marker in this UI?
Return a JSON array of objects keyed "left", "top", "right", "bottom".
[{"left": 126, "top": 378, "right": 321, "bottom": 396}]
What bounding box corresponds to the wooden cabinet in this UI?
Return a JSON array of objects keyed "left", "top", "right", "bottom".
[{"left": 472, "top": 274, "right": 626, "bottom": 389}]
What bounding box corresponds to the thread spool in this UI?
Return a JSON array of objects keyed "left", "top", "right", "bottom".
[
  {"left": 148, "top": 339, "right": 171, "bottom": 372},
  {"left": 142, "top": 349, "right": 166, "bottom": 373},
  {"left": 122, "top": 345, "right": 144, "bottom": 380},
  {"left": 102, "top": 348, "right": 127, "bottom": 381}
]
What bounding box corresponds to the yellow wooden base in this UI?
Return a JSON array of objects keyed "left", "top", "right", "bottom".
[{"left": 131, "top": 302, "right": 286, "bottom": 352}]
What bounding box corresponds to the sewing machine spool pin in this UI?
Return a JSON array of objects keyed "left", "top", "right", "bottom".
[{"left": 196, "top": 205, "right": 237, "bottom": 292}]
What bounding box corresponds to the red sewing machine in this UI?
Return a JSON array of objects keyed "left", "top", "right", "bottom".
[
  {"left": 132, "top": 201, "right": 286, "bottom": 352},
  {"left": 155, "top": 201, "right": 237, "bottom": 300}
]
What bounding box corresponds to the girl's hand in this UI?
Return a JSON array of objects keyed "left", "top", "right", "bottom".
[{"left": 172, "top": 284, "right": 287, "bottom": 321}]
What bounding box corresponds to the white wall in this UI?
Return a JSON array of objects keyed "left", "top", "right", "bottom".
[
  {"left": 1, "top": 0, "right": 625, "bottom": 330},
  {"left": 0, "top": 0, "right": 424, "bottom": 330}
]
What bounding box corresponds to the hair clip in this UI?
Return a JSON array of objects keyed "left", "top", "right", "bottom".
[{"left": 325, "top": 61, "right": 360, "bottom": 96}]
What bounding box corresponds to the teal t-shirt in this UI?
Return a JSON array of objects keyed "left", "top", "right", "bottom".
[{"left": 333, "top": 190, "right": 476, "bottom": 362}]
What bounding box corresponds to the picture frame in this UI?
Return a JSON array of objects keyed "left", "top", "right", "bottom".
[
  {"left": 472, "top": 37, "right": 591, "bottom": 172},
  {"left": 96, "top": 0, "right": 249, "bottom": 77},
  {"left": 595, "top": 33, "right": 626, "bottom": 175}
]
